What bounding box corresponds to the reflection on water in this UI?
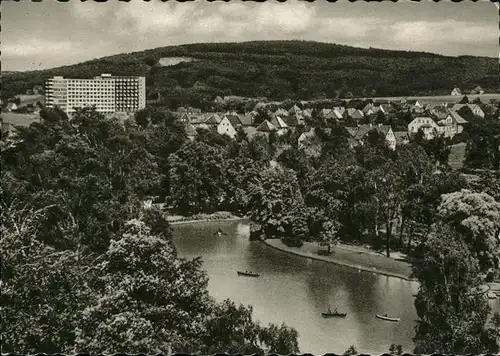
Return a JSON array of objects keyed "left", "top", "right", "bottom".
[{"left": 173, "top": 221, "right": 420, "bottom": 354}]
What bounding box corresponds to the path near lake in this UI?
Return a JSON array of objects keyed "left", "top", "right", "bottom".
[
  {"left": 168, "top": 216, "right": 243, "bottom": 225},
  {"left": 263, "top": 239, "right": 414, "bottom": 281}
]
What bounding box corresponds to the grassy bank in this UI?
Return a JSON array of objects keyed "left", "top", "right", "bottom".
[{"left": 263, "top": 239, "right": 415, "bottom": 281}]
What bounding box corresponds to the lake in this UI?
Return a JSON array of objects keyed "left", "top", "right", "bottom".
[{"left": 172, "top": 220, "right": 498, "bottom": 354}]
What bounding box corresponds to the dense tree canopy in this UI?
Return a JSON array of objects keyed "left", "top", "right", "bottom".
[
  {"left": 167, "top": 140, "right": 237, "bottom": 215},
  {"left": 413, "top": 224, "right": 499, "bottom": 354},
  {"left": 464, "top": 119, "right": 500, "bottom": 170},
  {"left": 2, "top": 107, "right": 159, "bottom": 252},
  {"left": 248, "top": 166, "right": 308, "bottom": 245},
  {"left": 437, "top": 190, "right": 500, "bottom": 275},
  {"left": 1, "top": 108, "right": 300, "bottom": 354}
]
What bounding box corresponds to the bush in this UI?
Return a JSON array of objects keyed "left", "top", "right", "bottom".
[
  {"left": 281, "top": 236, "right": 303, "bottom": 248},
  {"left": 182, "top": 211, "right": 235, "bottom": 221}
]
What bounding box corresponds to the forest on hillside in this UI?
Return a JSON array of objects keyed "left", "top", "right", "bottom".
[{"left": 2, "top": 41, "right": 497, "bottom": 105}]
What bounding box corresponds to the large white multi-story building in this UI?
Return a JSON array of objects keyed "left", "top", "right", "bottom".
[{"left": 45, "top": 74, "right": 146, "bottom": 115}]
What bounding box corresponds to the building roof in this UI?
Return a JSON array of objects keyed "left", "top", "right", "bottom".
[
  {"left": 346, "top": 108, "right": 357, "bottom": 116},
  {"left": 433, "top": 111, "right": 448, "bottom": 120},
  {"left": 302, "top": 108, "right": 313, "bottom": 117},
  {"left": 301, "top": 128, "right": 316, "bottom": 137},
  {"left": 333, "top": 106, "right": 346, "bottom": 115},
  {"left": 346, "top": 124, "right": 391, "bottom": 140},
  {"left": 189, "top": 114, "right": 207, "bottom": 124},
  {"left": 379, "top": 104, "right": 393, "bottom": 113},
  {"left": 204, "top": 114, "right": 222, "bottom": 125},
  {"left": 256, "top": 119, "right": 277, "bottom": 132},
  {"left": 362, "top": 103, "right": 374, "bottom": 113},
  {"left": 270, "top": 116, "right": 288, "bottom": 129},
  {"left": 299, "top": 128, "right": 330, "bottom": 147},
  {"left": 351, "top": 109, "right": 365, "bottom": 119},
  {"left": 451, "top": 103, "right": 466, "bottom": 112},
  {"left": 285, "top": 115, "right": 303, "bottom": 127},
  {"left": 429, "top": 104, "right": 448, "bottom": 112},
  {"left": 325, "top": 109, "right": 343, "bottom": 120},
  {"left": 448, "top": 110, "right": 468, "bottom": 124},
  {"left": 320, "top": 108, "right": 332, "bottom": 117},
  {"left": 288, "top": 104, "right": 302, "bottom": 114},
  {"left": 225, "top": 114, "right": 242, "bottom": 127},
  {"left": 6, "top": 103, "right": 17, "bottom": 111},
  {"left": 238, "top": 114, "right": 253, "bottom": 126}
]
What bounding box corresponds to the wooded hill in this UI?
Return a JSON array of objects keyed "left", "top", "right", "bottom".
[{"left": 3, "top": 40, "right": 497, "bottom": 103}]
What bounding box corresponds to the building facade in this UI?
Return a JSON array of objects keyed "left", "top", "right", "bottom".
[
  {"left": 45, "top": 74, "right": 146, "bottom": 115},
  {"left": 408, "top": 114, "right": 467, "bottom": 140}
]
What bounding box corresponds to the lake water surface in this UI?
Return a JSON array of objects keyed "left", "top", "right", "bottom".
[{"left": 172, "top": 220, "right": 497, "bottom": 354}]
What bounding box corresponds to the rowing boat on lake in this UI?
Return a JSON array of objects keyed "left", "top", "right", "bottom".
[
  {"left": 237, "top": 271, "right": 259, "bottom": 277},
  {"left": 321, "top": 311, "right": 347, "bottom": 318},
  {"left": 376, "top": 314, "right": 400, "bottom": 322}
]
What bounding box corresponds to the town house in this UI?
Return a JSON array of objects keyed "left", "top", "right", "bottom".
[{"left": 346, "top": 124, "right": 396, "bottom": 150}]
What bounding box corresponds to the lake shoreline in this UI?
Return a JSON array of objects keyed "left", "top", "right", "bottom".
[
  {"left": 169, "top": 216, "right": 244, "bottom": 225},
  {"left": 262, "top": 238, "right": 416, "bottom": 282},
  {"left": 170, "top": 214, "right": 416, "bottom": 281}
]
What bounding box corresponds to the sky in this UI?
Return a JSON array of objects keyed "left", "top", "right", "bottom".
[{"left": 2, "top": 0, "right": 498, "bottom": 72}]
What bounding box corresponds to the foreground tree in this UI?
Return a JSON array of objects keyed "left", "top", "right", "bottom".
[
  {"left": 365, "top": 163, "right": 404, "bottom": 256},
  {"left": 1, "top": 205, "right": 96, "bottom": 353},
  {"left": 74, "top": 219, "right": 212, "bottom": 353},
  {"left": 168, "top": 141, "right": 227, "bottom": 215},
  {"left": 437, "top": 189, "right": 500, "bottom": 276},
  {"left": 413, "top": 224, "right": 499, "bottom": 354},
  {"left": 401, "top": 170, "right": 467, "bottom": 255},
  {"left": 203, "top": 299, "right": 299, "bottom": 354},
  {"left": 413, "top": 130, "right": 451, "bottom": 166},
  {"left": 464, "top": 119, "right": 500, "bottom": 170},
  {"left": 1, "top": 107, "right": 159, "bottom": 253},
  {"left": 247, "top": 166, "right": 308, "bottom": 245},
  {"left": 1, "top": 108, "right": 300, "bottom": 354},
  {"left": 2, "top": 209, "right": 301, "bottom": 354}
]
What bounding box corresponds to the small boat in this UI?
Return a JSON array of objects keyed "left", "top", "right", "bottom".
[
  {"left": 214, "top": 228, "right": 227, "bottom": 237},
  {"left": 321, "top": 307, "right": 347, "bottom": 318},
  {"left": 237, "top": 271, "right": 260, "bottom": 277},
  {"left": 321, "top": 311, "right": 347, "bottom": 318},
  {"left": 376, "top": 314, "right": 400, "bottom": 322}
]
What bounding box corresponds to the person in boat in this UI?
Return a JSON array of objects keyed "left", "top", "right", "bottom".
[
  {"left": 214, "top": 228, "right": 227, "bottom": 236},
  {"left": 384, "top": 313, "right": 388, "bottom": 317},
  {"left": 328, "top": 306, "right": 332, "bottom": 313},
  {"left": 334, "top": 308, "right": 338, "bottom": 314}
]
